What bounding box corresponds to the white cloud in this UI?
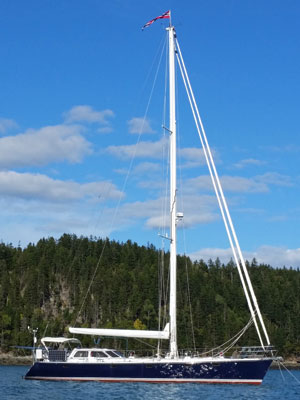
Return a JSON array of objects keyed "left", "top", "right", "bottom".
[
  {"left": 186, "top": 175, "right": 268, "bottom": 193},
  {"left": 184, "top": 176, "right": 213, "bottom": 193},
  {"left": 107, "top": 138, "right": 167, "bottom": 160},
  {"left": 175, "top": 195, "right": 219, "bottom": 227},
  {"left": 0, "top": 170, "right": 125, "bottom": 247},
  {"left": 186, "top": 173, "right": 293, "bottom": 194},
  {"left": 255, "top": 172, "right": 293, "bottom": 187},
  {"left": 179, "top": 147, "right": 221, "bottom": 168},
  {"left": 145, "top": 211, "right": 218, "bottom": 230},
  {"left": 113, "top": 162, "right": 161, "bottom": 177},
  {"left": 267, "top": 214, "right": 288, "bottom": 222},
  {"left": 97, "top": 126, "right": 113, "bottom": 134},
  {"left": 250, "top": 246, "right": 300, "bottom": 267},
  {"left": 0, "top": 118, "right": 18, "bottom": 134},
  {"left": 179, "top": 147, "right": 206, "bottom": 167},
  {"left": 0, "top": 201, "right": 110, "bottom": 247},
  {"left": 63, "top": 105, "right": 114, "bottom": 127},
  {"left": 107, "top": 140, "right": 220, "bottom": 170},
  {"left": 107, "top": 139, "right": 214, "bottom": 166},
  {"left": 220, "top": 176, "right": 269, "bottom": 192},
  {"left": 132, "top": 162, "right": 161, "bottom": 175},
  {"left": 233, "top": 158, "right": 266, "bottom": 169},
  {"left": 266, "top": 144, "right": 300, "bottom": 153},
  {"left": 189, "top": 247, "right": 233, "bottom": 263},
  {"left": 0, "top": 124, "right": 91, "bottom": 168},
  {"left": 138, "top": 179, "right": 165, "bottom": 190},
  {"left": 0, "top": 171, "right": 123, "bottom": 202},
  {"left": 102, "top": 194, "right": 219, "bottom": 231},
  {"left": 128, "top": 117, "right": 155, "bottom": 134},
  {"left": 189, "top": 245, "right": 300, "bottom": 268}
]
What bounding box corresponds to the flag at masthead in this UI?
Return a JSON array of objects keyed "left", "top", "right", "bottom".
[{"left": 142, "top": 10, "right": 170, "bottom": 30}]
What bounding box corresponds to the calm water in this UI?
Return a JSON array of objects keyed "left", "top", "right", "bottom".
[{"left": 0, "top": 366, "right": 299, "bottom": 400}]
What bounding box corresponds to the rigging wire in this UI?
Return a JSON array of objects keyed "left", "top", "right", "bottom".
[
  {"left": 278, "top": 360, "right": 285, "bottom": 382},
  {"left": 183, "top": 247, "right": 196, "bottom": 351},
  {"left": 174, "top": 35, "right": 269, "bottom": 349},
  {"left": 157, "top": 246, "right": 164, "bottom": 355},
  {"left": 137, "top": 34, "right": 168, "bottom": 110},
  {"left": 175, "top": 57, "right": 196, "bottom": 351},
  {"left": 159, "top": 33, "right": 170, "bottom": 241},
  {"left": 157, "top": 35, "right": 171, "bottom": 354},
  {"left": 278, "top": 361, "right": 300, "bottom": 385},
  {"left": 73, "top": 36, "right": 167, "bottom": 326},
  {"left": 73, "top": 239, "right": 108, "bottom": 325},
  {"left": 91, "top": 182, "right": 114, "bottom": 232},
  {"left": 133, "top": 337, "right": 157, "bottom": 349},
  {"left": 198, "top": 316, "right": 254, "bottom": 356},
  {"left": 157, "top": 34, "right": 169, "bottom": 338}
]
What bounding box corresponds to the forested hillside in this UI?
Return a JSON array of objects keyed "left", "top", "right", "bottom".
[{"left": 0, "top": 234, "right": 299, "bottom": 356}]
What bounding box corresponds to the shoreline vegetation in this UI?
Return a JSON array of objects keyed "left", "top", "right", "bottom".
[{"left": 0, "top": 234, "right": 299, "bottom": 359}]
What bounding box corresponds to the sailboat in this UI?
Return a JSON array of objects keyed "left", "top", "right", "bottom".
[{"left": 25, "top": 12, "right": 278, "bottom": 384}]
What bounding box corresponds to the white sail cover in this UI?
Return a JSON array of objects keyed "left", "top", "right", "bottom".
[{"left": 69, "top": 323, "right": 169, "bottom": 340}]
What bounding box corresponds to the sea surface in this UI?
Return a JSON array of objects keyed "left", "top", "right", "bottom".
[{"left": 0, "top": 366, "right": 299, "bottom": 400}]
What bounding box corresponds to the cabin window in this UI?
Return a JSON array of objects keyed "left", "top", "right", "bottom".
[
  {"left": 106, "top": 350, "right": 121, "bottom": 358},
  {"left": 74, "top": 351, "right": 88, "bottom": 358},
  {"left": 91, "top": 351, "right": 108, "bottom": 358},
  {"left": 113, "top": 351, "right": 124, "bottom": 357}
]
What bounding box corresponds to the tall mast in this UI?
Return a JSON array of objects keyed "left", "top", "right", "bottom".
[{"left": 168, "top": 24, "right": 178, "bottom": 358}]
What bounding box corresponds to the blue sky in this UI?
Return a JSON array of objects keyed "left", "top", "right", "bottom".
[{"left": 0, "top": 0, "right": 300, "bottom": 267}]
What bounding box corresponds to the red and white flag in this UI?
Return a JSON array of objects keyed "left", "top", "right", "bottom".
[{"left": 142, "top": 10, "right": 170, "bottom": 30}]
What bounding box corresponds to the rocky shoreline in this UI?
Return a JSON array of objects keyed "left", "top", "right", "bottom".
[
  {"left": 0, "top": 352, "right": 32, "bottom": 366},
  {"left": 271, "top": 360, "right": 300, "bottom": 370}
]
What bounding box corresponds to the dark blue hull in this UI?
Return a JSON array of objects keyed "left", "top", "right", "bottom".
[{"left": 24, "top": 358, "right": 272, "bottom": 384}]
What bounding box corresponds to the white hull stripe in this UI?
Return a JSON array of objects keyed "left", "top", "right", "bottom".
[{"left": 25, "top": 376, "right": 262, "bottom": 385}]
